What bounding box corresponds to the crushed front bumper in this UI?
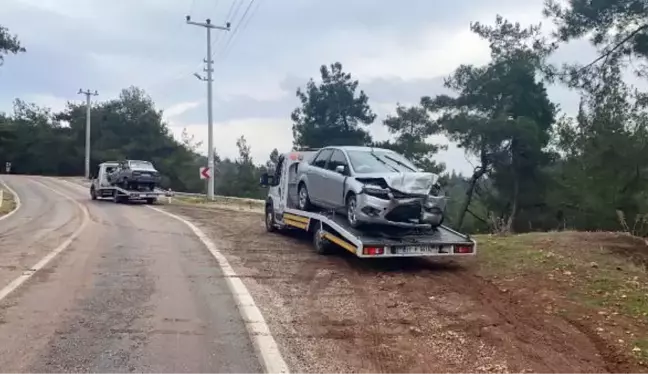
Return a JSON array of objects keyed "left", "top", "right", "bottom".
[{"left": 355, "top": 192, "right": 446, "bottom": 229}]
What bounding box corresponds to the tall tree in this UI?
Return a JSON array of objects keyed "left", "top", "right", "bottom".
[
  {"left": 374, "top": 103, "right": 446, "bottom": 174},
  {"left": 544, "top": 0, "right": 648, "bottom": 78},
  {"left": 423, "top": 16, "right": 556, "bottom": 232},
  {"left": 0, "top": 25, "right": 25, "bottom": 66},
  {"left": 291, "top": 62, "right": 376, "bottom": 149}
]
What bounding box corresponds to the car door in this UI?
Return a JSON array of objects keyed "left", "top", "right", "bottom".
[
  {"left": 307, "top": 149, "right": 333, "bottom": 206},
  {"left": 321, "top": 149, "right": 350, "bottom": 207}
]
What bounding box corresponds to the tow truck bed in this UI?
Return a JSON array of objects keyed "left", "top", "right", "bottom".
[
  {"left": 275, "top": 207, "right": 477, "bottom": 258},
  {"left": 92, "top": 185, "right": 169, "bottom": 203}
]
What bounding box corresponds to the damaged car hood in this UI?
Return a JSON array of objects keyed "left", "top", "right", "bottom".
[{"left": 357, "top": 172, "right": 439, "bottom": 195}]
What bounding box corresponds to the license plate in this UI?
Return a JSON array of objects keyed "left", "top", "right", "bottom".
[{"left": 393, "top": 245, "right": 440, "bottom": 254}]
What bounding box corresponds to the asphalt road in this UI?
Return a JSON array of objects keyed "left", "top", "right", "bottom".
[{"left": 0, "top": 175, "right": 262, "bottom": 373}]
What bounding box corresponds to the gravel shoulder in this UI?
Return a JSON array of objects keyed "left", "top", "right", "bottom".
[{"left": 159, "top": 204, "right": 648, "bottom": 373}]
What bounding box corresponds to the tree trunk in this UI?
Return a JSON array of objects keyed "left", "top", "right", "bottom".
[{"left": 457, "top": 167, "right": 486, "bottom": 230}]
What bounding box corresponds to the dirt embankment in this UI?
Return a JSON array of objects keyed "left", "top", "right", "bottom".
[{"left": 159, "top": 204, "right": 648, "bottom": 373}]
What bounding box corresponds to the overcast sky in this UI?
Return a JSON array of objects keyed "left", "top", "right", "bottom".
[{"left": 0, "top": 0, "right": 638, "bottom": 175}]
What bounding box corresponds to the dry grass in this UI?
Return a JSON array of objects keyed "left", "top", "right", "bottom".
[
  {"left": 159, "top": 195, "right": 265, "bottom": 214},
  {"left": 0, "top": 186, "right": 16, "bottom": 217}
]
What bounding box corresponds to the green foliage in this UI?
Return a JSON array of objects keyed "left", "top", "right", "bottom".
[
  {"left": 291, "top": 62, "right": 376, "bottom": 149},
  {"left": 423, "top": 16, "right": 557, "bottom": 232},
  {"left": 373, "top": 103, "right": 446, "bottom": 174},
  {"left": 0, "top": 25, "right": 25, "bottom": 66},
  {"left": 544, "top": 0, "right": 648, "bottom": 77}
]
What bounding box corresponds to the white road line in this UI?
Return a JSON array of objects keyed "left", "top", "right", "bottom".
[
  {"left": 0, "top": 178, "right": 23, "bottom": 222},
  {"left": 0, "top": 178, "right": 89, "bottom": 303},
  {"left": 147, "top": 206, "right": 290, "bottom": 374},
  {"left": 57, "top": 178, "right": 289, "bottom": 373}
]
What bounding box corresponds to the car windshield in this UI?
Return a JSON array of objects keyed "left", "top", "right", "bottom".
[
  {"left": 347, "top": 149, "right": 418, "bottom": 174},
  {"left": 128, "top": 160, "right": 155, "bottom": 170}
]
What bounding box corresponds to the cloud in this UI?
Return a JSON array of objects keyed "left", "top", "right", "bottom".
[{"left": 3, "top": 0, "right": 643, "bottom": 179}]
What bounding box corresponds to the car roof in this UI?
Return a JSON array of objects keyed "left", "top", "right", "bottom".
[{"left": 321, "top": 145, "right": 394, "bottom": 153}]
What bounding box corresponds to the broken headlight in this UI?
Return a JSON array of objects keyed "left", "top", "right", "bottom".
[{"left": 362, "top": 185, "right": 390, "bottom": 200}]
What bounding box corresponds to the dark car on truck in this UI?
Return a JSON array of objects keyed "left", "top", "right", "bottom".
[{"left": 107, "top": 160, "right": 161, "bottom": 191}]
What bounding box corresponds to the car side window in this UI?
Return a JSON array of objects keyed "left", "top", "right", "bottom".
[
  {"left": 327, "top": 150, "right": 348, "bottom": 173},
  {"left": 312, "top": 149, "right": 333, "bottom": 169}
]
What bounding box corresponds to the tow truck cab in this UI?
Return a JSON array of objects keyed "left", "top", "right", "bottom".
[{"left": 260, "top": 151, "right": 477, "bottom": 258}]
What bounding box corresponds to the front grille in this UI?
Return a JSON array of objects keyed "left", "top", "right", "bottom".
[{"left": 385, "top": 203, "right": 421, "bottom": 223}]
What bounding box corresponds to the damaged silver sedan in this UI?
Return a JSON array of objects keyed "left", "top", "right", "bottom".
[{"left": 296, "top": 146, "right": 446, "bottom": 230}]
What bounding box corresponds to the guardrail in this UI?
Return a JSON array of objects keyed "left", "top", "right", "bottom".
[{"left": 170, "top": 191, "right": 265, "bottom": 204}]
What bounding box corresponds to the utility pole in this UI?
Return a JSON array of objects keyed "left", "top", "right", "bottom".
[
  {"left": 78, "top": 89, "right": 99, "bottom": 179},
  {"left": 186, "top": 15, "right": 230, "bottom": 200}
]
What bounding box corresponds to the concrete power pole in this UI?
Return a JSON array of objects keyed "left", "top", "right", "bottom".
[
  {"left": 186, "top": 15, "right": 230, "bottom": 200},
  {"left": 78, "top": 89, "right": 99, "bottom": 179}
]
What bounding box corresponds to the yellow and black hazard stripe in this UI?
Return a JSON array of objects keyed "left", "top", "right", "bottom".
[
  {"left": 322, "top": 232, "right": 357, "bottom": 254},
  {"left": 283, "top": 213, "right": 310, "bottom": 230}
]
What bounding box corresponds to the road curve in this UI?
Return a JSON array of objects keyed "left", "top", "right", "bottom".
[{"left": 0, "top": 175, "right": 262, "bottom": 373}]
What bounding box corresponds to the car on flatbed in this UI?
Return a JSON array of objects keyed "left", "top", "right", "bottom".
[
  {"left": 259, "top": 150, "right": 476, "bottom": 258},
  {"left": 107, "top": 160, "right": 162, "bottom": 191},
  {"left": 295, "top": 146, "right": 446, "bottom": 230}
]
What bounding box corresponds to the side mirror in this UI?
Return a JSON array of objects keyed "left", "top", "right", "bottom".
[
  {"left": 259, "top": 173, "right": 275, "bottom": 187},
  {"left": 335, "top": 165, "right": 346, "bottom": 174}
]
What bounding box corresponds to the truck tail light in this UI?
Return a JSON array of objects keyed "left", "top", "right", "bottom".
[
  {"left": 363, "top": 246, "right": 384, "bottom": 255},
  {"left": 454, "top": 244, "right": 473, "bottom": 253}
]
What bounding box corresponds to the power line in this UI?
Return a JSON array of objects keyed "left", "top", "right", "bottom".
[
  {"left": 220, "top": 0, "right": 260, "bottom": 60},
  {"left": 210, "top": 0, "right": 240, "bottom": 53}
]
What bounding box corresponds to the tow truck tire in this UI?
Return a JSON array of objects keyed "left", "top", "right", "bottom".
[
  {"left": 112, "top": 189, "right": 122, "bottom": 204},
  {"left": 90, "top": 187, "right": 97, "bottom": 200},
  {"left": 265, "top": 203, "right": 277, "bottom": 233},
  {"left": 145, "top": 198, "right": 156, "bottom": 205},
  {"left": 313, "top": 225, "right": 332, "bottom": 255}
]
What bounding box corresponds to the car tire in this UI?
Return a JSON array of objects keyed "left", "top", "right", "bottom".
[
  {"left": 297, "top": 183, "right": 312, "bottom": 211},
  {"left": 145, "top": 198, "right": 156, "bottom": 205},
  {"left": 345, "top": 193, "right": 362, "bottom": 228}
]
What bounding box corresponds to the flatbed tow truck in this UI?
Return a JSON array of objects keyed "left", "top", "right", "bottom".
[
  {"left": 260, "top": 151, "right": 477, "bottom": 258},
  {"left": 89, "top": 161, "right": 170, "bottom": 204}
]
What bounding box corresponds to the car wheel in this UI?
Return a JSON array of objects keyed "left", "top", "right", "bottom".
[
  {"left": 346, "top": 193, "right": 361, "bottom": 228},
  {"left": 297, "top": 183, "right": 312, "bottom": 211},
  {"left": 145, "top": 198, "right": 156, "bottom": 205}
]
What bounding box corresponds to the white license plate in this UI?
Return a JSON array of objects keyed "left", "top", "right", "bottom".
[{"left": 394, "top": 245, "right": 440, "bottom": 254}]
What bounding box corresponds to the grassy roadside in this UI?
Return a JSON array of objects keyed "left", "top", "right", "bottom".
[
  {"left": 474, "top": 231, "right": 648, "bottom": 366},
  {"left": 0, "top": 185, "right": 17, "bottom": 217}
]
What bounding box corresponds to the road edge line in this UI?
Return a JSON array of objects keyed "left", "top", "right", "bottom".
[
  {"left": 0, "top": 177, "right": 23, "bottom": 222},
  {"left": 147, "top": 205, "right": 290, "bottom": 374},
  {"left": 0, "top": 178, "right": 90, "bottom": 302}
]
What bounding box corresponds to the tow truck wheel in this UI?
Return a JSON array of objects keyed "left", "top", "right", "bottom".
[
  {"left": 313, "top": 225, "right": 332, "bottom": 255},
  {"left": 265, "top": 204, "right": 277, "bottom": 233},
  {"left": 90, "top": 187, "right": 97, "bottom": 200}
]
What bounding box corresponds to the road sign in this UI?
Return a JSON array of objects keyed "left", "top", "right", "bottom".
[
  {"left": 200, "top": 166, "right": 210, "bottom": 180},
  {"left": 5, "top": 162, "right": 10, "bottom": 173}
]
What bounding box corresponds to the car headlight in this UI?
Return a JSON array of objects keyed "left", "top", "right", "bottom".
[{"left": 362, "top": 185, "right": 390, "bottom": 199}]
